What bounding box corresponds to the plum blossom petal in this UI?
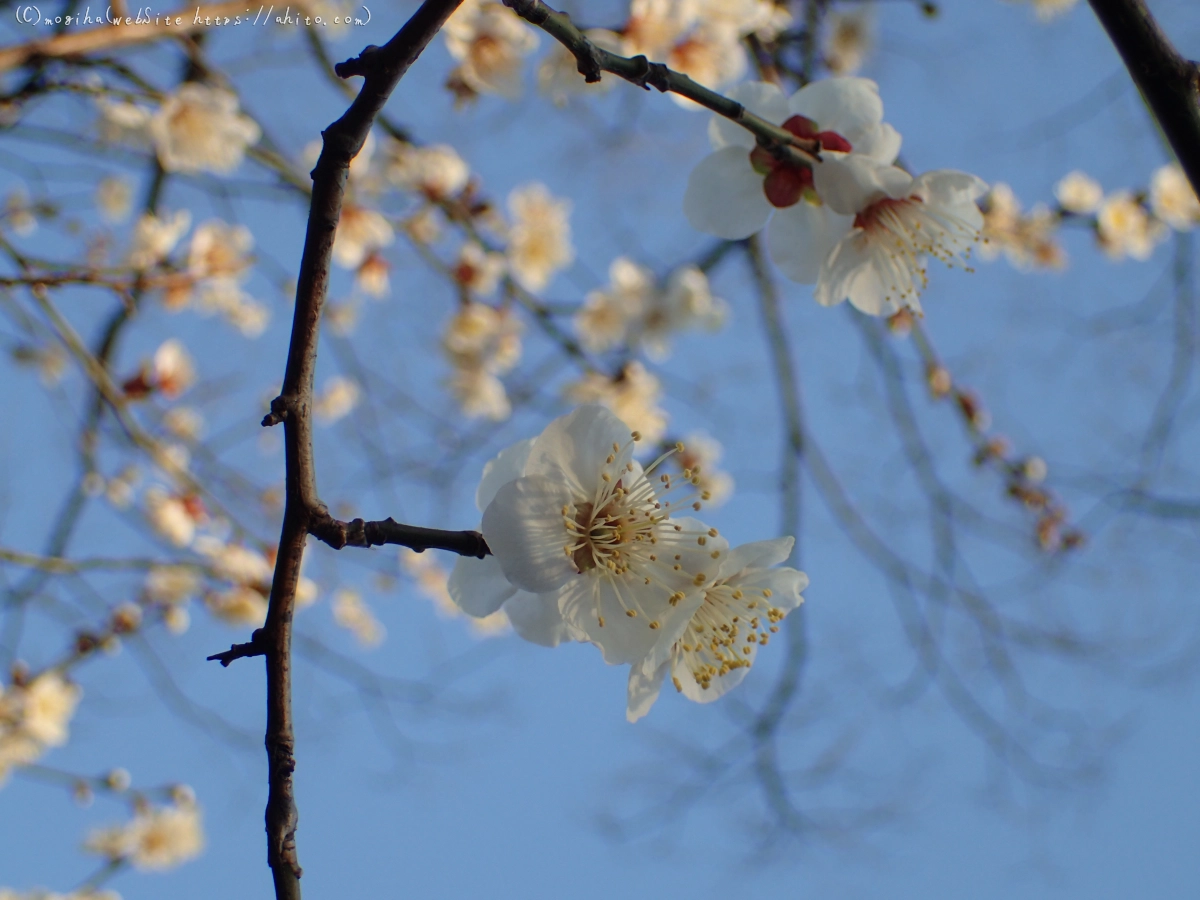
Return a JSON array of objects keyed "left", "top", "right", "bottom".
[
  {"left": 708, "top": 81, "right": 790, "bottom": 150},
  {"left": 787, "top": 77, "right": 896, "bottom": 161},
  {"left": 476, "top": 437, "right": 534, "bottom": 511},
  {"left": 815, "top": 154, "right": 912, "bottom": 215},
  {"left": 482, "top": 475, "right": 577, "bottom": 593},
  {"left": 814, "top": 229, "right": 896, "bottom": 315},
  {"left": 627, "top": 658, "right": 670, "bottom": 722},
  {"left": 523, "top": 404, "right": 637, "bottom": 493},
  {"left": 766, "top": 200, "right": 854, "bottom": 283},
  {"left": 683, "top": 146, "right": 774, "bottom": 239},
  {"left": 505, "top": 590, "right": 585, "bottom": 647},
  {"left": 448, "top": 555, "right": 518, "bottom": 618}
]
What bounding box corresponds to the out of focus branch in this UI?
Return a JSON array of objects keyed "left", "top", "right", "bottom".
[
  {"left": 1088, "top": 0, "right": 1200, "bottom": 196},
  {"left": 0, "top": 2, "right": 246, "bottom": 73},
  {"left": 501, "top": 0, "right": 821, "bottom": 166},
  {"left": 203, "top": 3, "right": 465, "bottom": 898}
]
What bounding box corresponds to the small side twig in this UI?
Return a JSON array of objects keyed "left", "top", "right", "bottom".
[{"left": 206, "top": 630, "right": 266, "bottom": 666}]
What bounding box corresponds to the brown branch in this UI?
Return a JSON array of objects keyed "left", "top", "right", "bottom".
[
  {"left": 500, "top": 0, "right": 821, "bottom": 166},
  {"left": 0, "top": 2, "right": 247, "bottom": 73},
  {"left": 1088, "top": 0, "right": 1200, "bottom": 197},
  {"left": 192, "top": 3, "right": 465, "bottom": 898},
  {"left": 308, "top": 514, "right": 488, "bottom": 556}
]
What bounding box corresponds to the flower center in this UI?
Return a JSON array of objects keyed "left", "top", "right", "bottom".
[
  {"left": 674, "top": 581, "right": 787, "bottom": 692},
  {"left": 559, "top": 436, "right": 722, "bottom": 628},
  {"left": 749, "top": 115, "right": 853, "bottom": 209}
]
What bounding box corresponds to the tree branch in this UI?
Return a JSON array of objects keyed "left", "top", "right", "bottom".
[
  {"left": 501, "top": 0, "right": 821, "bottom": 166},
  {"left": 1088, "top": 0, "right": 1200, "bottom": 196},
  {"left": 199, "top": 3, "right": 465, "bottom": 898}
]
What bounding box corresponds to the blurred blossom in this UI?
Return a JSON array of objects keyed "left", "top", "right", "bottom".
[
  {"left": 95, "top": 175, "right": 133, "bottom": 223},
  {"left": 1096, "top": 191, "right": 1166, "bottom": 260},
  {"left": 144, "top": 487, "right": 201, "bottom": 548},
  {"left": 1054, "top": 170, "right": 1103, "bottom": 214},
  {"left": 150, "top": 83, "right": 260, "bottom": 175},
  {"left": 95, "top": 95, "right": 153, "bottom": 146},
  {"left": 1009, "top": 0, "right": 1080, "bottom": 22},
  {"left": 163, "top": 406, "right": 204, "bottom": 441},
  {"left": 194, "top": 538, "right": 272, "bottom": 586},
  {"left": 538, "top": 29, "right": 623, "bottom": 106},
  {"left": 6, "top": 672, "right": 81, "bottom": 748},
  {"left": 144, "top": 566, "right": 200, "bottom": 606},
  {"left": 449, "top": 363, "right": 511, "bottom": 420},
  {"left": 356, "top": 252, "right": 391, "bottom": 297},
  {"left": 206, "top": 585, "right": 267, "bottom": 627},
  {"left": 402, "top": 207, "right": 443, "bottom": 245},
  {"left": 575, "top": 257, "right": 653, "bottom": 354},
  {"left": 128, "top": 210, "right": 191, "bottom": 270},
  {"left": 188, "top": 220, "right": 253, "bottom": 281},
  {"left": 151, "top": 339, "right": 196, "bottom": 398},
  {"left": 163, "top": 605, "right": 191, "bottom": 634},
  {"left": 105, "top": 465, "right": 141, "bottom": 510},
  {"left": 325, "top": 299, "right": 360, "bottom": 336},
  {"left": 4, "top": 190, "right": 37, "bottom": 236},
  {"left": 332, "top": 589, "right": 385, "bottom": 647},
  {"left": 824, "top": 8, "right": 873, "bottom": 76},
  {"left": 442, "top": 302, "right": 522, "bottom": 375},
  {"left": 565, "top": 362, "right": 668, "bottom": 445},
  {"left": 506, "top": 183, "right": 573, "bottom": 291},
  {"left": 453, "top": 241, "right": 507, "bottom": 296},
  {"left": 85, "top": 799, "right": 204, "bottom": 871},
  {"left": 1149, "top": 164, "right": 1200, "bottom": 231},
  {"left": 980, "top": 183, "right": 1066, "bottom": 271},
  {"left": 386, "top": 142, "right": 470, "bottom": 200},
  {"left": 333, "top": 205, "right": 394, "bottom": 269},
  {"left": 641, "top": 266, "right": 727, "bottom": 360},
  {"left": 444, "top": 0, "right": 540, "bottom": 99},
  {"left": 314, "top": 376, "right": 361, "bottom": 424}
]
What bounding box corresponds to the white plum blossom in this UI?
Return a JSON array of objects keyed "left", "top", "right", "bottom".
[
  {"left": 386, "top": 143, "right": 471, "bottom": 200},
  {"left": 444, "top": 0, "right": 539, "bottom": 98},
  {"left": 684, "top": 78, "right": 901, "bottom": 283},
  {"left": 1054, "top": 170, "right": 1103, "bottom": 215},
  {"left": 627, "top": 537, "right": 806, "bottom": 721},
  {"left": 442, "top": 301, "right": 522, "bottom": 419},
  {"left": 506, "top": 183, "right": 574, "bottom": 291},
  {"left": 575, "top": 257, "right": 656, "bottom": 354},
  {"left": 1149, "top": 164, "right": 1200, "bottom": 231},
  {"left": 150, "top": 339, "right": 196, "bottom": 398},
  {"left": 206, "top": 585, "right": 267, "bottom": 627},
  {"left": 150, "top": 83, "right": 260, "bottom": 175},
  {"left": 85, "top": 799, "right": 204, "bottom": 871},
  {"left": 144, "top": 487, "right": 200, "bottom": 547},
  {"left": 449, "top": 406, "right": 724, "bottom": 664},
  {"left": 1096, "top": 190, "right": 1165, "bottom": 260},
  {"left": 813, "top": 155, "right": 987, "bottom": 315},
  {"left": 95, "top": 176, "right": 133, "bottom": 223},
  {"left": 453, "top": 241, "right": 507, "bottom": 297},
  {"left": 980, "top": 183, "right": 1065, "bottom": 271},
  {"left": 677, "top": 432, "right": 734, "bottom": 508},
  {"left": 129, "top": 210, "right": 191, "bottom": 270},
  {"left": 823, "top": 8, "right": 873, "bottom": 76}
]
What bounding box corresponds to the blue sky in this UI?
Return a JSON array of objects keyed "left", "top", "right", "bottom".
[{"left": 1, "top": 0, "right": 1199, "bottom": 897}]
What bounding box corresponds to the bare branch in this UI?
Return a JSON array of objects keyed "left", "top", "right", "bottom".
[{"left": 1088, "top": 0, "right": 1200, "bottom": 196}]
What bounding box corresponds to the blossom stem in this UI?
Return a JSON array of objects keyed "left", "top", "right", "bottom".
[{"left": 500, "top": 0, "right": 821, "bottom": 167}]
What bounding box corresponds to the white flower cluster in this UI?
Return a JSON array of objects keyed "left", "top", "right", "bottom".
[
  {"left": 980, "top": 165, "right": 1198, "bottom": 271},
  {"left": 448, "top": 406, "right": 806, "bottom": 720},
  {"left": 574, "top": 258, "right": 726, "bottom": 361},
  {"left": 97, "top": 83, "right": 260, "bottom": 175},
  {"left": 0, "top": 671, "right": 82, "bottom": 785},
  {"left": 442, "top": 302, "right": 523, "bottom": 420},
  {"left": 685, "top": 77, "right": 986, "bottom": 317},
  {"left": 85, "top": 795, "right": 204, "bottom": 871}
]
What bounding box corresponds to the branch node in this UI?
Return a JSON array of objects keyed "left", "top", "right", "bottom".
[
  {"left": 262, "top": 395, "right": 292, "bottom": 427},
  {"left": 206, "top": 628, "right": 266, "bottom": 666},
  {"left": 334, "top": 44, "right": 380, "bottom": 79}
]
